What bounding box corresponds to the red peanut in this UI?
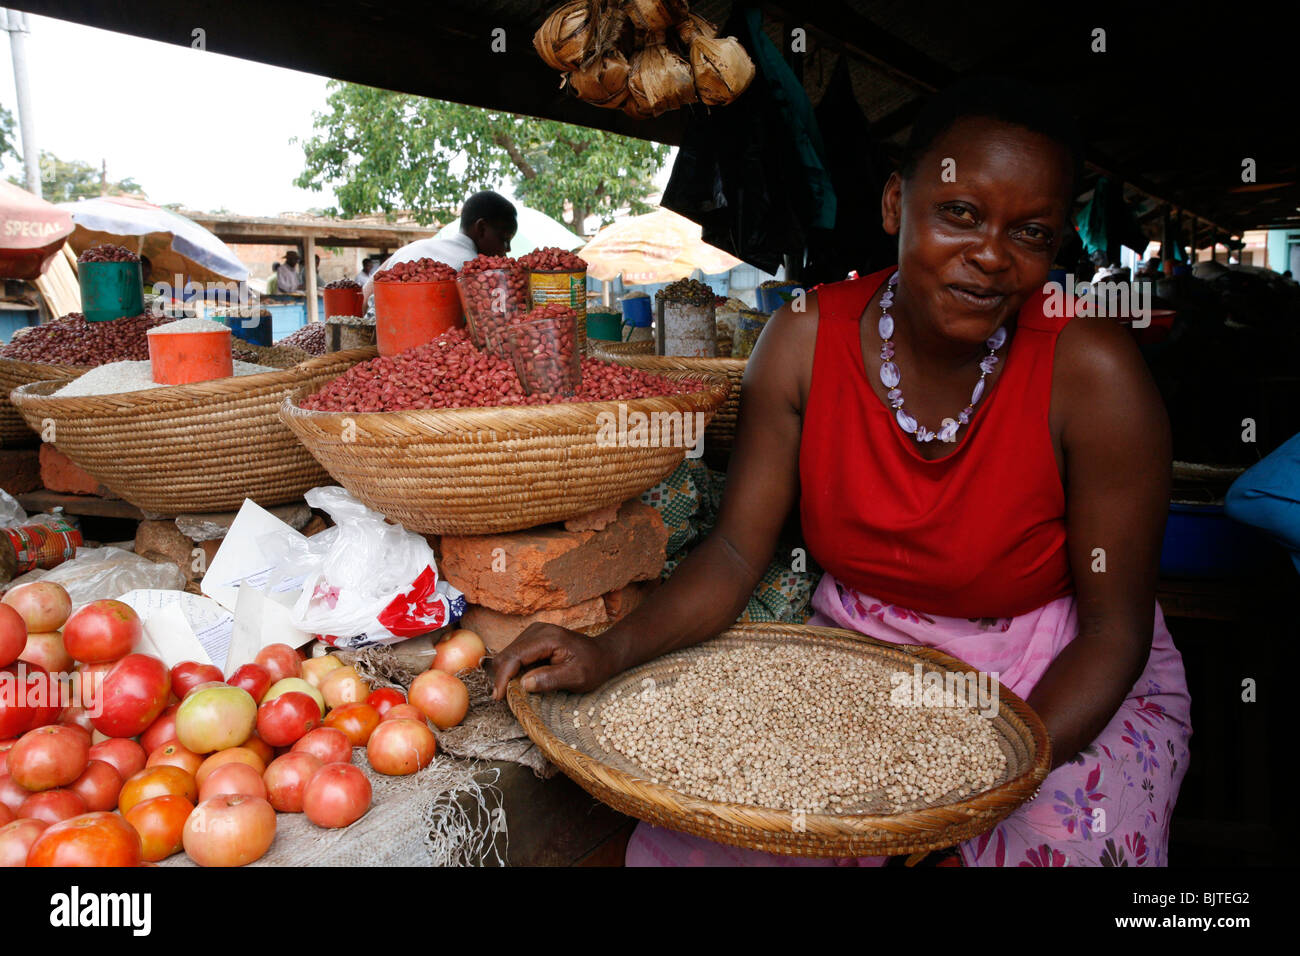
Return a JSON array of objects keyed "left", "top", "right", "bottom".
[
  {"left": 373, "top": 258, "right": 458, "bottom": 284},
  {"left": 77, "top": 244, "right": 139, "bottom": 264}
]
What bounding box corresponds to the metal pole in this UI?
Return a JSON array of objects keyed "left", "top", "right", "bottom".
[{"left": 3, "top": 9, "right": 41, "bottom": 197}]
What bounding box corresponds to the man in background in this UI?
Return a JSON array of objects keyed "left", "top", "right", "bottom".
[{"left": 276, "top": 250, "right": 304, "bottom": 294}]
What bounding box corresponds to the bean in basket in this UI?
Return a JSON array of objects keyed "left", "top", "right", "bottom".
[
  {"left": 276, "top": 322, "right": 328, "bottom": 355},
  {"left": 323, "top": 278, "right": 363, "bottom": 290},
  {"left": 0, "top": 311, "right": 170, "bottom": 365},
  {"left": 373, "top": 258, "right": 458, "bottom": 283},
  {"left": 300, "top": 326, "right": 704, "bottom": 412},
  {"left": 589, "top": 643, "right": 1007, "bottom": 814},
  {"left": 51, "top": 359, "right": 273, "bottom": 397},
  {"left": 76, "top": 243, "right": 140, "bottom": 263}
]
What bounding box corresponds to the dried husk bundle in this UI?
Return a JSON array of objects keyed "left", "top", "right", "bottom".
[
  {"left": 690, "top": 34, "right": 756, "bottom": 106},
  {"left": 534, "top": 0, "right": 600, "bottom": 71},
  {"left": 568, "top": 49, "right": 632, "bottom": 108},
  {"left": 626, "top": 38, "right": 696, "bottom": 117},
  {"left": 622, "top": 0, "right": 689, "bottom": 34},
  {"left": 675, "top": 12, "right": 717, "bottom": 45}
]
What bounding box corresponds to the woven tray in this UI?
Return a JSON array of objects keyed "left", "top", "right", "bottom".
[
  {"left": 591, "top": 340, "right": 746, "bottom": 453},
  {"left": 279, "top": 370, "right": 731, "bottom": 535},
  {"left": 508, "top": 623, "right": 1051, "bottom": 857},
  {"left": 0, "top": 358, "right": 89, "bottom": 446},
  {"left": 9, "top": 348, "right": 376, "bottom": 515}
]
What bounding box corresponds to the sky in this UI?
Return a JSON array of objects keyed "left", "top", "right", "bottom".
[{"left": 0, "top": 13, "right": 673, "bottom": 220}]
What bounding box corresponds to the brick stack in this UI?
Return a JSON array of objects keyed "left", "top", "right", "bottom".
[{"left": 439, "top": 499, "right": 668, "bottom": 652}]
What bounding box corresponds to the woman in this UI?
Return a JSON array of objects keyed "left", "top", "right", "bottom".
[{"left": 491, "top": 78, "right": 1191, "bottom": 867}]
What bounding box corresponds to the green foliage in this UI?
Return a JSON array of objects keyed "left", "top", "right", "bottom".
[
  {"left": 295, "top": 82, "right": 668, "bottom": 231},
  {"left": 7, "top": 151, "right": 144, "bottom": 201},
  {"left": 0, "top": 104, "right": 17, "bottom": 163}
]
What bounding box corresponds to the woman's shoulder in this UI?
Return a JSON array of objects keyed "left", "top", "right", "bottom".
[{"left": 810, "top": 267, "right": 892, "bottom": 320}]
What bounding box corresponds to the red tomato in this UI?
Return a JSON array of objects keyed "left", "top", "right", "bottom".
[
  {"left": 26, "top": 811, "right": 143, "bottom": 866},
  {"left": 170, "top": 661, "right": 223, "bottom": 700},
  {"left": 432, "top": 629, "right": 486, "bottom": 675},
  {"left": 366, "top": 687, "right": 406, "bottom": 718},
  {"left": 58, "top": 703, "right": 97, "bottom": 736},
  {"left": 19, "top": 631, "right": 73, "bottom": 674},
  {"left": 69, "top": 760, "right": 123, "bottom": 812},
  {"left": 19, "top": 788, "right": 86, "bottom": 824},
  {"left": 123, "top": 794, "right": 193, "bottom": 862},
  {"left": 61, "top": 600, "right": 141, "bottom": 664},
  {"left": 199, "top": 762, "right": 267, "bottom": 803},
  {"left": 256, "top": 691, "right": 321, "bottom": 747},
  {"left": 367, "top": 718, "right": 437, "bottom": 776},
  {"left": 0, "top": 771, "right": 30, "bottom": 813},
  {"left": 183, "top": 794, "right": 276, "bottom": 867},
  {"left": 87, "top": 738, "right": 146, "bottom": 781},
  {"left": 322, "top": 702, "right": 380, "bottom": 746},
  {"left": 195, "top": 747, "right": 265, "bottom": 788},
  {"left": 2, "top": 582, "right": 71, "bottom": 634},
  {"left": 262, "top": 752, "right": 322, "bottom": 813},
  {"left": 0, "top": 661, "right": 60, "bottom": 738},
  {"left": 5, "top": 724, "right": 89, "bottom": 791},
  {"left": 302, "top": 762, "right": 371, "bottom": 828},
  {"left": 253, "top": 644, "right": 301, "bottom": 684},
  {"left": 380, "top": 703, "right": 429, "bottom": 725},
  {"left": 118, "top": 765, "right": 197, "bottom": 815},
  {"left": 146, "top": 741, "right": 203, "bottom": 778},
  {"left": 0, "top": 605, "right": 25, "bottom": 668},
  {"left": 291, "top": 727, "right": 351, "bottom": 764},
  {"left": 0, "top": 818, "right": 47, "bottom": 866},
  {"left": 0, "top": 802, "right": 10, "bottom": 826},
  {"left": 409, "top": 670, "right": 469, "bottom": 729},
  {"left": 139, "top": 703, "right": 181, "bottom": 754},
  {"left": 227, "top": 663, "right": 272, "bottom": 703},
  {"left": 90, "top": 654, "right": 171, "bottom": 738}
]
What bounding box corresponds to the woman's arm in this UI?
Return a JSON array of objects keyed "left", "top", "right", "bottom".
[
  {"left": 490, "top": 295, "right": 818, "bottom": 698},
  {"left": 1026, "top": 316, "right": 1171, "bottom": 767}
]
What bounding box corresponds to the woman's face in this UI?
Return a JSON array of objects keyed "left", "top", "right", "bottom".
[{"left": 882, "top": 116, "right": 1072, "bottom": 345}]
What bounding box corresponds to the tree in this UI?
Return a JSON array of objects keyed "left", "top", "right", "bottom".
[
  {"left": 7, "top": 152, "right": 144, "bottom": 202},
  {"left": 295, "top": 82, "right": 669, "bottom": 232},
  {"left": 0, "top": 104, "right": 18, "bottom": 164}
]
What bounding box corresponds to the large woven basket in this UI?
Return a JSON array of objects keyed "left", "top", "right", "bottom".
[
  {"left": 279, "top": 371, "right": 731, "bottom": 535},
  {"left": 591, "top": 340, "right": 746, "bottom": 453},
  {"left": 9, "top": 348, "right": 376, "bottom": 515},
  {"left": 508, "top": 622, "right": 1051, "bottom": 857},
  {"left": 0, "top": 358, "right": 89, "bottom": 445}
]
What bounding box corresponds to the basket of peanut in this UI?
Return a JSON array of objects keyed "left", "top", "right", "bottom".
[
  {"left": 508, "top": 622, "right": 1051, "bottom": 858},
  {"left": 279, "top": 326, "right": 731, "bottom": 535}
]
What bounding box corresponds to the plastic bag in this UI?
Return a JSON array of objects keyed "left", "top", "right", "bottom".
[
  {"left": 4, "top": 546, "right": 187, "bottom": 611},
  {"left": 0, "top": 490, "right": 27, "bottom": 529},
  {"left": 260, "top": 486, "right": 464, "bottom": 649}
]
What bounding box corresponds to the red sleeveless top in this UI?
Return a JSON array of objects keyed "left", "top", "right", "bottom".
[{"left": 799, "top": 268, "right": 1073, "bottom": 619}]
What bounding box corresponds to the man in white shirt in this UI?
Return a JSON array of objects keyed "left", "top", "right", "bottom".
[
  {"left": 362, "top": 191, "right": 517, "bottom": 301},
  {"left": 275, "top": 251, "right": 304, "bottom": 294}
]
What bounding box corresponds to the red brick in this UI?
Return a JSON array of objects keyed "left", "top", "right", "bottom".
[
  {"left": 0, "top": 449, "right": 40, "bottom": 496},
  {"left": 563, "top": 504, "right": 620, "bottom": 532},
  {"left": 39, "top": 445, "right": 115, "bottom": 497},
  {"left": 439, "top": 500, "right": 668, "bottom": 614},
  {"left": 135, "top": 520, "right": 203, "bottom": 582},
  {"left": 461, "top": 597, "right": 610, "bottom": 653}
]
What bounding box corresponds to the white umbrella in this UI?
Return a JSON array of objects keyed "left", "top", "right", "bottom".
[
  {"left": 59, "top": 196, "right": 248, "bottom": 284},
  {"left": 436, "top": 205, "right": 584, "bottom": 257}
]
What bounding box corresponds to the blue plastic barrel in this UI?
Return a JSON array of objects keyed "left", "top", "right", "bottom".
[{"left": 620, "top": 296, "right": 652, "bottom": 328}]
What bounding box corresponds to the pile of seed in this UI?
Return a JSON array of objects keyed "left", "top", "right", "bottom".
[
  {"left": 147, "top": 317, "right": 230, "bottom": 335},
  {"left": 657, "top": 278, "right": 716, "bottom": 305},
  {"left": 53, "top": 359, "right": 273, "bottom": 397},
  {"left": 324, "top": 278, "right": 362, "bottom": 290},
  {"left": 77, "top": 244, "right": 139, "bottom": 263},
  {"left": 0, "top": 312, "right": 170, "bottom": 366},
  {"left": 587, "top": 644, "right": 1008, "bottom": 814},
  {"left": 277, "top": 323, "right": 328, "bottom": 355}
]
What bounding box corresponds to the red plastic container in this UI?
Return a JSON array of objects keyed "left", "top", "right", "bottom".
[
  {"left": 323, "top": 287, "right": 365, "bottom": 320},
  {"left": 147, "top": 328, "right": 234, "bottom": 385},
  {"left": 373, "top": 279, "right": 462, "bottom": 357}
]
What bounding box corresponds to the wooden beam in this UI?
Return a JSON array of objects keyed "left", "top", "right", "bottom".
[{"left": 304, "top": 234, "right": 318, "bottom": 324}]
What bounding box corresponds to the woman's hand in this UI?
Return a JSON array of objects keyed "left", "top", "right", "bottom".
[{"left": 489, "top": 623, "right": 618, "bottom": 699}]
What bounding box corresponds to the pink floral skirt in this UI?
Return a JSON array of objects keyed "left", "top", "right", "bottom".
[{"left": 625, "top": 574, "right": 1192, "bottom": 867}]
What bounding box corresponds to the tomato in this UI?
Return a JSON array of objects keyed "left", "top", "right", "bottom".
[
  {"left": 0, "top": 817, "right": 47, "bottom": 866},
  {"left": 123, "top": 794, "right": 193, "bottom": 862},
  {"left": 238, "top": 732, "right": 274, "bottom": 766},
  {"left": 90, "top": 654, "right": 171, "bottom": 738},
  {"left": 195, "top": 747, "right": 265, "bottom": 788},
  {"left": 146, "top": 741, "right": 203, "bottom": 777},
  {"left": 320, "top": 666, "right": 370, "bottom": 710},
  {"left": 61, "top": 600, "right": 141, "bottom": 663},
  {"left": 303, "top": 762, "right": 370, "bottom": 828},
  {"left": 199, "top": 762, "right": 267, "bottom": 803},
  {"left": 6, "top": 724, "right": 89, "bottom": 790},
  {"left": 256, "top": 691, "right": 321, "bottom": 747},
  {"left": 19, "top": 788, "right": 86, "bottom": 824},
  {"left": 26, "top": 811, "right": 142, "bottom": 866},
  {"left": 0, "top": 771, "right": 30, "bottom": 813},
  {"left": 381, "top": 703, "right": 429, "bottom": 725},
  {"left": 0, "top": 605, "right": 25, "bottom": 669},
  {"left": 68, "top": 760, "right": 123, "bottom": 812},
  {"left": 301, "top": 655, "right": 343, "bottom": 689},
  {"left": 19, "top": 631, "right": 72, "bottom": 674},
  {"left": 262, "top": 752, "right": 322, "bottom": 813},
  {"left": 0, "top": 802, "right": 10, "bottom": 826},
  {"left": 366, "top": 687, "right": 406, "bottom": 718},
  {"left": 227, "top": 663, "right": 272, "bottom": 703},
  {"left": 253, "top": 644, "right": 301, "bottom": 684},
  {"left": 409, "top": 670, "right": 469, "bottom": 729},
  {"left": 87, "top": 738, "right": 146, "bottom": 781},
  {"left": 432, "top": 629, "right": 486, "bottom": 675},
  {"left": 139, "top": 703, "right": 181, "bottom": 754},
  {"left": 118, "top": 765, "right": 198, "bottom": 814},
  {"left": 291, "top": 727, "right": 351, "bottom": 764},
  {"left": 0, "top": 661, "right": 60, "bottom": 738},
  {"left": 58, "top": 703, "right": 96, "bottom": 736},
  {"left": 322, "top": 702, "right": 380, "bottom": 746},
  {"left": 263, "top": 677, "right": 325, "bottom": 716},
  {"left": 183, "top": 794, "right": 276, "bottom": 866},
  {"left": 170, "top": 661, "right": 223, "bottom": 700},
  {"left": 175, "top": 684, "right": 256, "bottom": 754},
  {"left": 367, "top": 718, "right": 437, "bottom": 776},
  {"left": 2, "top": 582, "right": 71, "bottom": 633}
]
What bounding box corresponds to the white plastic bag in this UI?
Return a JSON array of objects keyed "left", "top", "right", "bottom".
[
  {"left": 260, "top": 487, "right": 464, "bottom": 648},
  {"left": 4, "top": 546, "right": 187, "bottom": 611}
]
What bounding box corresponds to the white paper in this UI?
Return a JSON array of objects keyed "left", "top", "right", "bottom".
[
  {"left": 117, "top": 589, "right": 235, "bottom": 669},
  {"left": 202, "top": 499, "right": 307, "bottom": 612}
]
